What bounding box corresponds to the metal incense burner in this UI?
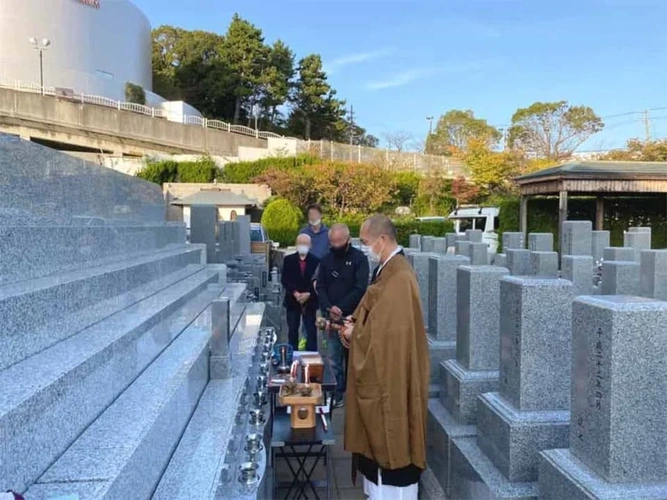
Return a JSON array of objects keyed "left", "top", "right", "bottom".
[{"left": 238, "top": 462, "right": 259, "bottom": 485}]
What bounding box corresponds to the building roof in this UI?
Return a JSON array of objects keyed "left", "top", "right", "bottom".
[
  {"left": 171, "top": 190, "right": 257, "bottom": 207},
  {"left": 516, "top": 161, "right": 667, "bottom": 183},
  {"left": 515, "top": 161, "right": 667, "bottom": 196}
]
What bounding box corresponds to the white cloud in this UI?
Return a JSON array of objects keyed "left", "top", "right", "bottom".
[
  {"left": 325, "top": 49, "right": 393, "bottom": 74},
  {"left": 365, "top": 67, "right": 439, "bottom": 90}
]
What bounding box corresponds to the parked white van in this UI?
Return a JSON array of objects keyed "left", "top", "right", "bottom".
[{"left": 447, "top": 206, "right": 500, "bottom": 256}]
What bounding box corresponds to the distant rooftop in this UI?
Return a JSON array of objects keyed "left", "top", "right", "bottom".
[
  {"left": 516, "top": 161, "right": 667, "bottom": 183},
  {"left": 171, "top": 189, "right": 257, "bottom": 207}
]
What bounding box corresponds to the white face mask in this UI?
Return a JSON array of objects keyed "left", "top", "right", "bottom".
[
  {"left": 367, "top": 239, "right": 385, "bottom": 264},
  {"left": 296, "top": 245, "right": 309, "bottom": 256},
  {"left": 310, "top": 219, "right": 321, "bottom": 227}
]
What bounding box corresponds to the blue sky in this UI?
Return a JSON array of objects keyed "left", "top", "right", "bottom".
[{"left": 133, "top": 0, "right": 667, "bottom": 151}]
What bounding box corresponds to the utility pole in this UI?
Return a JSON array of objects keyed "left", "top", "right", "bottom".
[
  {"left": 426, "top": 116, "right": 434, "bottom": 136},
  {"left": 348, "top": 105, "right": 355, "bottom": 146},
  {"left": 643, "top": 109, "right": 651, "bottom": 142}
]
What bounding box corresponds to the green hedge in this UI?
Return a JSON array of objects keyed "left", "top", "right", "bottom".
[
  {"left": 261, "top": 198, "right": 303, "bottom": 247},
  {"left": 498, "top": 196, "right": 667, "bottom": 250},
  {"left": 136, "top": 157, "right": 220, "bottom": 184},
  {"left": 219, "top": 154, "right": 320, "bottom": 183}
]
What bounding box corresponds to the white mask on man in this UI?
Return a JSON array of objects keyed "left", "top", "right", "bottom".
[
  {"left": 310, "top": 219, "right": 321, "bottom": 227},
  {"left": 297, "top": 245, "right": 310, "bottom": 256}
]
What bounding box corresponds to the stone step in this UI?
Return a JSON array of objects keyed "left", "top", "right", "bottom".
[
  {"left": 0, "top": 244, "right": 205, "bottom": 369},
  {"left": 153, "top": 302, "right": 266, "bottom": 500},
  {"left": 24, "top": 298, "right": 216, "bottom": 500},
  {"left": 1, "top": 267, "right": 220, "bottom": 494}
]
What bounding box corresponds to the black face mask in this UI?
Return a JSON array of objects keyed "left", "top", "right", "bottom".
[{"left": 331, "top": 241, "right": 349, "bottom": 257}]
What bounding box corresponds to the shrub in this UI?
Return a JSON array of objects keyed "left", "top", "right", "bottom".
[
  {"left": 125, "top": 82, "right": 146, "bottom": 105},
  {"left": 261, "top": 198, "right": 303, "bottom": 247},
  {"left": 322, "top": 216, "right": 454, "bottom": 247},
  {"left": 220, "top": 154, "right": 320, "bottom": 184},
  {"left": 136, "top": 156, "right": 221, "bottom": 184}
]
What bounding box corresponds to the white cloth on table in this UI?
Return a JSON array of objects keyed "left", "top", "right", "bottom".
[{"left": 363, "top": 469, "right": 419, "bottom": 500}]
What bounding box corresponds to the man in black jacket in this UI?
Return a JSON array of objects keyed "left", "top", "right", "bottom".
[
  {"left": 316, "top": 223, "right": 369, "bottom": 407},
  {"left": 282, "top": 234, "right": 320, "bottom": 352}
]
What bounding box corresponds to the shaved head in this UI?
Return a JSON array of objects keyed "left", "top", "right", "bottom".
[{"left": 361, "top": 214, "right": 397, "bottom": 243}]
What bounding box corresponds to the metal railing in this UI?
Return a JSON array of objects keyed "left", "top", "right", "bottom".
[
  {"left": 0, "top": 78, "right": 468, "bottom": 175},
  {"left": 0, "top": 78, "right": 284, "bottom": 140}
]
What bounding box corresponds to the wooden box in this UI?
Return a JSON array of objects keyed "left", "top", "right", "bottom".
[
  {"left": 300, "top": 355, "right": 324, "bottom": 383},
  {"left": 279, "top": 383, "right": 322, "bottom": 429}
]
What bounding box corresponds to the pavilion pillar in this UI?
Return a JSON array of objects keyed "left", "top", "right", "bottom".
[
  {"left": 558, "top": 190, "right": 568, "bottom": 256},
  {"left": 519, "top": 195, "right": 529, "bottom": 242},
  {"left": 595, "top": 195, "right": 605, "bottom": 230}
]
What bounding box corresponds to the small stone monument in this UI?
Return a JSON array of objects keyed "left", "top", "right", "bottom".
[
  {"left": 592, "top": 230, "right": 610, "bottom": 264},
  {"left": 561, "top": 255, "right": 594, "bottom": 296},
  {"left": 528, "top": 233, "right": 553, "bottom": 252},
  {"left": 469, "top": 242, "right": 489, "bottom": 266},
  {"left": 539, "top": 296, "right": 667, "bottom": 499},
  {"left": 502, "top": 232, "right": 525, "bottom": 252},
  {"left": 506, "top": 248, "right": 532, "bottom": 276},
  {"left": 530, "top": 251, "right": 559, "bottom": 277},
  {"left": 601, "top": 260, "right": 640, "bottom": 296},
  {"left": 640, "top": 249, "right": 667, "bottom": 301},
  {"left": 624, "top": 229, "right": 652, "bottom": 263},
  {"left": 561, "top": 221, "right": 592, "bottom": 256}
]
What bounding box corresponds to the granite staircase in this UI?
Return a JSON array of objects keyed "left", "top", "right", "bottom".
[{"left": 0, "top": 225, "right": 264, "bottom": 499}]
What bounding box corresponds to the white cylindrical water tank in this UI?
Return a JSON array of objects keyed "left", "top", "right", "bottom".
[{"left": 0, "top": 0, "right": 152, "bottom": 100}]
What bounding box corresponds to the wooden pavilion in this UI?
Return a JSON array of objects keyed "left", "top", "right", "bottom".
[{"left": 514, "top": 161, "right": 667, "bottom": 246}]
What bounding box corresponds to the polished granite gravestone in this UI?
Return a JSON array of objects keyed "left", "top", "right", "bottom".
[
  {"left": 466, "top": 229, "right": 484, "bottom": 243},
  {"left": 592, "top": 230, "right": 610, "bottom": 264},
  {"left": 506, "top": 249, "right": 532, "bottom": 276},
  {"left": 409, "top": 234, "right": 422, "bottom": 249},
  {"left": 411, "top": 252, "right": 436, "bottom": 330},
  {"left": 640, "top": 249, "right": 667, "bottom": 300},
  {"left": 190, "top": 205, "right": 218, "bottom": 263},
  {"left": 449, "top": 277, "right": 574, "bottom": 499},
  {"left": 428, "top": 264, "right": 508, "bottom": 498},
  {"left": 601, "top": 260, "right": 640, "bottom": 295},
  {"left": 529, "top": 251, "right": 559, "bottom": 277},
  {"left": 428, "top": 254, "right": 470, "bottom": 384},
  {"left": 469, "top": 242, "right": 489, "bottom": 265},
  {"left": 422, "top": 235, "right": 436, "bottom": 252},
  {"left": 433, "top": 236, "right": 449, "bottom": 253},
  {"left": 561, "top": 221, "right": 592, "bottom": 256},
  {"left": 561, "top": 255, "right": 594, "bottom": 296},
  {"left": 527, "top": 233, "right": 553, "bottom": 252},
  {"left": 624, "top": 227, "right": 652, "bottom": 262},
  {"left": 0, "top": 138, "right": 270, "bottom": 499},
  {"left": 603, "top": 246, "right": 635, "bottom": 261},
  {"left": 502, "top": 232, "right": 525, "bottom": 252},
  {"left": 456, "top": 240, "right": 472, "bottom": 258},
  {"left": 236, "top": 215, "right": 252, "bottom": 256},
  {"left": 539, "top": 296, "right": 667, "bottom": 500}
]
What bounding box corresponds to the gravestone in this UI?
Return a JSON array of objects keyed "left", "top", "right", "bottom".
[
  {"left": 624, "top": 229, "right": 651, "bottom": 263},
  {"left": 422, "top": 236, "right": 436, "bottom": 253},
  {"left": 442, "top": 265, "right": 509, "bottom": 424},
  {"left": 530, "top": 251, "right": 559, "bottom": 277},
  {"left": 503, "top": 232, "right": 525, "bottom": 252},
  {"left": 409, "top": 234, "right": 421, "bottom": 249},
  {"left": 445, "top": 233, "right": 458, "bottom": 252},
  {"left": 539, "top": 296, "right": 667, "bottom": 499},
  {"left": 592, "top": 230, "right": 610, "bottom": 264},
  {"left": 493, "top": 253, "right": 507, "bottom": 268},
  {"left": 528, "top": 233, "right": 553, "bottom": 252},
  {"left": 190, "top": 206, "right": 218, "bottom": 263},
  {"left": 433, "top": 237, "right": 448, "bottom": 254},
  {"left": 506, "top": 249, "right": 531, "bottom": 276},
  {"left": 640, "top": 249, "right": 667, "bottom": 301},
  {"left": 561, "top": 221, "right": 592, "bottom": 256},
  {"left": 412, "top": 253, "right": 436, "bottom": 329},
  {"left": 601, "top": 261, "right": 640, "bottom": 296},
  {"left": 455, "top": 241, "right": 472, "bottom": 258},
  {"left": 603, "top": 247, "right": 635, "bottom": 262},
  {"left": 466, "top": 229, "right": 484, "bottom": 243},
  {"left": 561, "top": 255, "right": 594, "bottom": 296},
  {"left": 469, "top": 242, "right": 489, "bottom": 266},
  {"left": 236, "top": 215, "right": 251, "bottom": 256},
  {"left": 428, "top": 254, "right": 470, "bottom": 384},
  {"left": 450, "top": 277, "right": 573, "bottom": 499}
]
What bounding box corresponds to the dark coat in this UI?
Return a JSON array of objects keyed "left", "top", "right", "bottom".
[
  {"left": 281, "top": 252, "right": 320, "bottom": 310},
  {"left": 316, "top": 245, "right": 369, "bottom": 317}
]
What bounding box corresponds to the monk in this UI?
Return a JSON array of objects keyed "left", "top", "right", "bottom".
[{"left": 341, "top": 214, "right": 429, "bottom": 500}]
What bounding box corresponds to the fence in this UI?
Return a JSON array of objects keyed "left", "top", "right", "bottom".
[
  {"left": 0, "top": 78, "right": 468, "bottom": 175},
  {"left": 296, "top": 139, "right": 469, "bottom": 176}
]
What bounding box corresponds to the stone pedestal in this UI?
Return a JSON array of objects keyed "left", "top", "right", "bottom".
[
  {"left": 640, "top": 249, "right": 667, "bottom": 300},
  {"left": 450, "top": 277, "right": 574, "bottom": 498},
  {"left": 539, "top": 296, "right": 667, "bottom": 499},
  {"left": 601, "top": 260, "right": 640, "bottom": 295}
]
